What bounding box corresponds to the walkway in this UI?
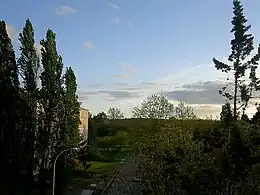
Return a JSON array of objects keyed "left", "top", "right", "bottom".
[{"left": 102, "top": 156, "right": 143, "bottom": 195}]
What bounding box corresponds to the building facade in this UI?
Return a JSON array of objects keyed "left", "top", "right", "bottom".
[{"left": 79, "top": 107, "right": 89, "bottom": 141}]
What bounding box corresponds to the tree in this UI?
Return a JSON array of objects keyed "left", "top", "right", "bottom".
[
  {"left": 107, "top": 107, "right": 124, "bottom": 119},
  {"left": 88, "top": 111, "right": 93, "bottom": 119},
  {"left": 93, "top": 111, "right": 107, "bottom": 121},
  {"left": 220, "top": 102, "right": 234, "bottom": 128},
  {"left": 63, "top": 67, "right": 81, "bottom": 147},
  {"left": 92, "top": 112, "right": 109, "bottom": 138},
  {"left": 38, "top": 29, "right": 64, "bottom": 195},
  {"left": 51, "top": 66, "right": 82, "bottom": 194},
  {"left": 241, "top": 113, "right": 250, "bottom": 123},
  {"left": 174, "top": 101, "right": 196, "bottom": 120},
  {"left": 87, "top": 111, "right": 96, "bottom": 145},
  {"left": 0, "top": 19, "right": 84, "bottom": 194},
  {"left": 132, "top": 94, "right": 174, "bottom": 119},
  {"left": 18, "top": 19, "right": 40, "bottom": 193},
  {"left": 0, "top": 20, "right": 23, "bottom": 194},
  {"left": 213, "top": 0, "right": 260, "bottom": 120},
  {"left": 251, "top": 106, "right": 260, "bottom": 125}
]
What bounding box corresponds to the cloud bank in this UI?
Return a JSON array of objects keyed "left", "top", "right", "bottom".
[
  {"left": 78, "top": 61, "right": 260, "bottom": 118},
  {"left": 55, "top": 5, "right": 77, "bottom": 15}
]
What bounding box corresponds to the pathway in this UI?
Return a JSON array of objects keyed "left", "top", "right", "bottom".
[{"left": 102, "top": 156, "right": 143, "bottom": 195}]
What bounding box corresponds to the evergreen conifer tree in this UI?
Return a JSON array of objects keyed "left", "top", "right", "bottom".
[{"left": 213, "top": 0, "right": 260, "bottom": 120}]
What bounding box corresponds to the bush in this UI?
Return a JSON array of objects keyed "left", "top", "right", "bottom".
[
  {"left": 136, "top": 122, "right": 197, "bottom": 194},
  {"left": 136, "top": 119, "right": 260, "bottom": 195}
]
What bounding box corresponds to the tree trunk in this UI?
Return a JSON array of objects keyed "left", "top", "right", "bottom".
[{"left": 234, "top": 72, "right": 238, "bottom": 120}]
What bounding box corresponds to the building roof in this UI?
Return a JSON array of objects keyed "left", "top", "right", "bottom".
[{"left": 80, "top": 107, "right": 89, "bottom": 111}]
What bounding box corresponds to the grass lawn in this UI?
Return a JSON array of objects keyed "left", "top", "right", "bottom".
[
  {"left": 66, "top": 136, "right": 131, "bottom": 194},
  {"left": 87, "top": 161, "right": 120, "bottom": 173},
  {"left": 67, "top": 160, "right": 121, "bottom": 194}
]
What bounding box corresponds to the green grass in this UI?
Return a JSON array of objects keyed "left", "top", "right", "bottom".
[
  {"left": 67, "top": 123, "right": 133, "bottom": 193},
  {"left": 87, "top": 161, "right": 120, "bottom": 173},
  {"left": 68, "top": 145, "right": 129, "bottom": 193},
  {"left": 68, "top": 161, "right": 120, "bottom": 193}
]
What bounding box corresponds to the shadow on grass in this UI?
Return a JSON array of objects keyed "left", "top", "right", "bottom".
[{"left": 66, "top": 146, "right": 130, "bottom": 194}]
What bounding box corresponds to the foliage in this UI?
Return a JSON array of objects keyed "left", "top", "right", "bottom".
[
  {"left": 84, "top": 119, "right": 132, "bottom": 164},
  {"left": 37, "top": 29, "right": 66, "bottom": 195},
  {"left": 107, "top": 107, "right": 124, "bottom": 119},
  {"left": 87, "top": 111, "right": 96, "bottom": 145},
  {"left": 96, "top": 132, "right": 127, "bottom": 150},
  {"left": 213, "top": 0, "right": 260, "bottom": 120},
  {"left": 132, "top": 95, "right": 196, "bottom": 120},
  {"left": 136, "top": 122, "right": 197, "bottom": 194},
  {"left": 63, "top": 67, "right": 81, "bottom": 148},
  {"left": 251, "top": 106, "right": 260, "bottom": 125},
  {"left": 0, "top": 19, "right": 83, "bottom": 195},
  {"left": 18, "top": 19, "right": 40, "bottom": 194},
  {"left": 88, "top": 111, "right": 93, "bottom": 119},
  {"left": 136, "top": 116, "right": 260, "bottom": 194},
  {"left": 132, "top": 94, "right": 174, "bottom": 119},
  {"left": 54, "top": 67, "right": 81, "bottom": 194},
  {"left": 0, "top": 20, "right": 24, "bottom": 194},
  {"left": 220, "top": 102, "right": 233, "bottom": 126},
  {"left": 3, "top": 1, "right": 260, "bottom": 194},
  {"left": 173, "top": 101, "right": 197, "bottom": 120},
  {"left": 241, "top": 113, "right": 250, "bottom": 122},
  {"left": 95, "top": 121, "right": 110, "bottom": 137},
  {"left": 93, "top": 111, "right": 107, "bottom": 121},
  {"left": 91, "top": 112, "right": 127, "bottom": 138}
]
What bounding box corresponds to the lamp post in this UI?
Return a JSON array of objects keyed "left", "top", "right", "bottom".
[{"left": 52, "top": 147, "right": 78, "bottom": 195}]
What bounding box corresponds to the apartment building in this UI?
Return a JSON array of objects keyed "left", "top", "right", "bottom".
[{"left": 79, "top": 107, "right": 89, "bottom": 141}]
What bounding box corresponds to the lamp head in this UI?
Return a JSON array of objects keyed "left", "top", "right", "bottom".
[{"left": 73, "top": 147, "right": 79, "bottom": 151}]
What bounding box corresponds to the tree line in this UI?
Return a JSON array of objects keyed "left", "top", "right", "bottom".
[
  {"left": 136, "top": 1, "right": 260, "bottom": 194},
  {"left": 2, "top": 0, "right": 260, "bottom": 194},
  {"left": 87, "top": 99, "right": 196, "bottom": 146},
  {"left": 0, "top": 19, "right": 81, "bottom": 195},
  {"left": 91, "top": 97, "right": 196, "bottom": 121}
]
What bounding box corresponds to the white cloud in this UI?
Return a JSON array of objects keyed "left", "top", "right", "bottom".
[
  {"left": 79, "top": 90, "right": 144, "bottom": 117},
  {"left": 55, "top": 5, "right": 76, "bottom": 15},
  {"left": 84, "top": 41, "right": 95, "bottom": 50},
  {"left": 109, "top": 2, "right": 120, "bottom": 10},
  {"left": 119, "top": 62, "right": 136, "bottom": 73},
  {"left": 111, "top": 16, "right": 120, "bottom": 25},
  {"left": 78, "top": 50, "right": 260, "bottom": 118},
  {"left": 112, "top": 73, "right": 130, "bottom": 79},
  {"left": 111, "top": 62, "right": 136, "bottom": 80},
  {"left": 79, "top": 80, "right": 179, "bottom": 117},
  {"left": 191, "top": 104, "right": 222, "bottom": 119}
]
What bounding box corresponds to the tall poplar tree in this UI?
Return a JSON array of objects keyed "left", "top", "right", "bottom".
[
  {"left": 64, "top": 67, "right": 81, "bottom": 147},
  {"left": 18, "top": 19, "right": 40, "bottom": 193},
  {"left": 54, "top": 67, "right": 81, "bottom": 194},
  {"left": 213, "top": 0, "right": 260, "bottom": 120},
  {"left": 0, "top": 20, "right": 23, "bottom": 194},
  {"left": 38, "top": 29, "right": 63, "bottom": 195}
]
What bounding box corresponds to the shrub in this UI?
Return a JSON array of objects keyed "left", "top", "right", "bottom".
[{"left": 136, "top": 119, "right": 260, "bottom": 194}]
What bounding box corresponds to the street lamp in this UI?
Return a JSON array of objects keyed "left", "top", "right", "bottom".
[{"left": 52, "top": 147, "right": 78, "bottom": 195}]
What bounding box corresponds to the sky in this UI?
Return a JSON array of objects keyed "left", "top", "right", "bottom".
[{"left": 2, "top": 0, "right": 260, "bottom": 118}]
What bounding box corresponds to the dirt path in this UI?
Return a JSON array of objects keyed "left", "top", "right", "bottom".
[{"left": 103, "top": 156, "right": 143, "bottom": 195}]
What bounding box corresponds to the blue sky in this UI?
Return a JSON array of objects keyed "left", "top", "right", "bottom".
[{"left": 2, "top": 0, "right": 260, "bottom": 117}]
